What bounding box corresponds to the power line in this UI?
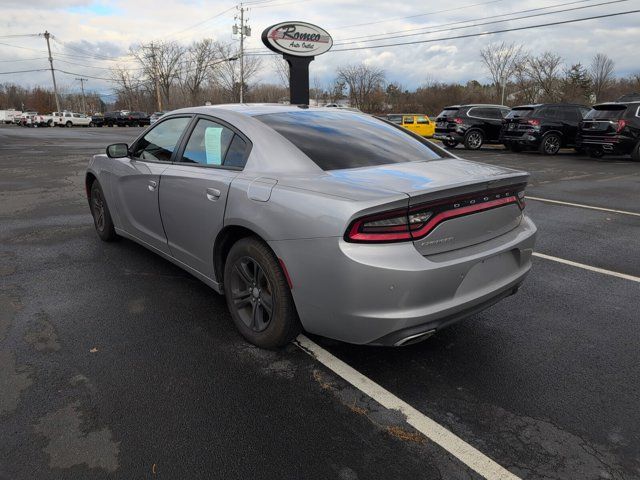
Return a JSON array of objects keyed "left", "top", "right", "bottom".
[
  {"left": 329, "top": 0, "right": 505, "bottom": 29},
  {"left": 334, "top": 0, "right": 632, "bottom": 46},
  {"left": 0, "top": 68, "right": 49, "bottom": 75},
  {"left": 0, "top": 57, "right": 48, "bottom": 62},
  {"left": 331, "top": 9, "right": 640, "bottom": 51},
  {"left": 333, "top": 0, "right": 600, "bottom": 42}
]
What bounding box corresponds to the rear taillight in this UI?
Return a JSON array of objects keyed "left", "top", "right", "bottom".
[
  {"left": 453, "top": 117, "right": 464, "bottom": 125},
  {"left": 346, "top": 185, "right": 526, "bottom": 243},
  {"left": 616, "top": 119, "right": 627, "bottom": 133},
  {"left": 527, "top": 119, "right": 540, "bottom": 127}
]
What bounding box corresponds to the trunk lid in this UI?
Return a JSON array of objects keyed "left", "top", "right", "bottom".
[
  {"left": 580, "top": 104, "right": 627, "bottom": 137},
  {"left": 331, "top": 159, "right": 528, "bottom": 255},
  {"left": 435, "top": 107, "right": 461, "bottom": 132}
]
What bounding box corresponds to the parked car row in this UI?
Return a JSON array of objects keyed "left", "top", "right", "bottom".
[
  {"left": 430, "top": 100, "right": 640, "bottom": 161},
  {"left": 91, "top": 111, "right": 151, "bottom": 128}
]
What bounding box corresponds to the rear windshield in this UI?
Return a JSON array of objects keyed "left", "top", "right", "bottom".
[
  {"left": 255, "top": 111, "right": 445, "bottom": 171},
  {"left": 506, "top": 108, "right": 534, "bottom": 119},
  {"left": 585, "top": 105, "right": 627, "bottom": 120},
  {"left": 437, "top": 108, "right": 459, "bottom": 117}
]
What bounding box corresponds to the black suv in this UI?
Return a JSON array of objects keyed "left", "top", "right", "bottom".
[
  {"left": 577, "top": 101, "right": 640, "bottom": 161},
  {"left": 104, "top": 111, "right": 125, "bottom": 127},
  {"left": 500, "top": 103, "right": 589, "bottom": 155},
  {"left": 118, "top": 111, "right": 150, "bottom": 127},
  {"left": 433, "top": 104, "right": 510, "bottom": 150}
]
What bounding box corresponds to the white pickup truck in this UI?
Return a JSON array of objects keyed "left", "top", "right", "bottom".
[{"left": 53, "top": 111, "right": 93, "bottom": 127}]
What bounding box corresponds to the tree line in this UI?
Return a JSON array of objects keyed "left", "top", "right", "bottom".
[{"left": 1, "top": 40, "right": 638, "bottom": 115}]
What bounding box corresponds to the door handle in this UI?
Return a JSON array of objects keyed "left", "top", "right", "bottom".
[
  {"left": 148, "top": 180, "right": 158, "bottom": 191},
  {"left": 206, "top": 187, "right": 221, "bottom": 201}
]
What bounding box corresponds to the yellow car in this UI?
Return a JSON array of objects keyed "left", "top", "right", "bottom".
[{"left": 385, "top": 114, "right": 435, "bottom": 138}]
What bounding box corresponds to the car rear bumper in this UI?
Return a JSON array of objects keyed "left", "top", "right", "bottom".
[
  {"left": 433, "top": 132, "right": 463, "bottom": 142},
  {"left": 269, "top": 215, "right": 536, "bottom": 345},
  {"left": 576, "top": 134, "right": 635, "bottom": 154},
  {"left": 500, "top": 132, "right": 541, "bottom": 146}
]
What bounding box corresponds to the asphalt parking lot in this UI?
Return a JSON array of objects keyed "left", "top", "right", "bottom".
[{"left": 1, "top": 124, "right": 639, "bottom": 479}]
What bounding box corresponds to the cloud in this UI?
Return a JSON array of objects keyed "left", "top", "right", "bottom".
[{"left": 1, "top": 0, "right": 639, "bottom": 96}]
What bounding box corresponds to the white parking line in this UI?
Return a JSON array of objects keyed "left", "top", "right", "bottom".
[
  {"left": 526, "top": 196, "right": 640, "bottom": 217},
  {"left": 532, "top": 252, "right": 640, "bottom": 283},
  {"left": 295, "top": 334, "right": 521, "bottom": 480}
]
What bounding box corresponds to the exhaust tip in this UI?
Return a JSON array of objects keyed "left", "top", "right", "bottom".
[{"left": 394, "top": 329, "right": 436, "bottom": 347}]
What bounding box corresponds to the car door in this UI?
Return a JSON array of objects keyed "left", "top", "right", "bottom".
[
  {"left": 484, "top": 108, "right": 505, "bottom": 141},
  {"left": 111, "top": 115, "right": 192, "bottom": 254},
  {"left": 159, "top": 116, "right": 251, "bottom": 279},
  {"left": 562, "top": 107, "right": 581, "bottom": 145},
  {"left": 402, "top": 115, "right": 416, "bottom": 134}
]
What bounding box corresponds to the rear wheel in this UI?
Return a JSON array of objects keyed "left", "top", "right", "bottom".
[
  {"left": 90, "top": 181, "right": 117, "bottom": 242},
  {"left": 463, "top": 130, "right": 484, "bottom": 150},
  {"left": 587, "top": 147, "right": 604, "bottom": 159},
  {"left": 65, "top": 121, "right": 72, "bottom": 128},
  {"left": 224, "top": 237, "right": 300, "bottom": 348},
  {"left": 540, "top": 133, "right": 561, "bottom": 155},
  {"left": 442, "top": 139, "right": 458, "bottom": 148},
  {"left": 631, "top": 142, "right": 640, "bottom": 162}
]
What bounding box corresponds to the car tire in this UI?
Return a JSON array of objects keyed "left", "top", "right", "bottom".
[
  {"left": 89, "top": 181, "right": 117, "bottom": 242},
  {"left": 539, "top": 133, "right": 561, "bottom": 155},
  {"left": 89, "top": 122, "right": 95, "bottom": 127},
  {"left": 65, "top": 121, "right": 72, "bottom": 128},
  {"left": 463, "top": 130, "right": 484, "bottom": 150},
  {"left": 442, "top": 140, "right": 458, "bottom": 148},
  {"left": 224, "top": 237, "right": 301, "bottom": 349},
  {"left": 631, "top": 142, "right": 640, "bottom": 162},
  {"left": 587, "top": 147, "right": 604, "bottom": 159}
]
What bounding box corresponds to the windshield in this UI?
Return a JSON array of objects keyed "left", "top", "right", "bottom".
[
  {"left": 256, "top": 111, "right": 446, "bottom": 171},
  {"left": 585, "top": 105, "right": 627, "bottom": 120},
  {"left": 506, "top": 108, "right": 534, "bottom": 119}
]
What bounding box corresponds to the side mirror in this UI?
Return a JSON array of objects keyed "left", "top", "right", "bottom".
[{"left": 106, "top": 143, "right": 129, "bottom": 158}]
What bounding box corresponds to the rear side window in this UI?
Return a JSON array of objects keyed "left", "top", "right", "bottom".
[
  {"left": 181, "top": 118, "right": 249, "bottom": 168},
  {"left": 585, "top": 105, "right": 627, "bottom": 120},
  {"left": 256, "top": 111, "right": 445, "bottom": 171},
  {"left": 506, "top": 108, "right": 534, "bottom": 119},
  {"left": 416, "top": 116, "right": 429, "bottom": 124},
  {"left": 403, "top": 116, "right": 415, "bottom": 124},
  {"left": 387, "top": 115, "right": 402, "bottom": 125}
]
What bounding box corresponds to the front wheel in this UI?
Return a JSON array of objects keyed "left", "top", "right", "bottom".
[
  {"left": 442, "top": 139, "right": 458, "bottom": 148},
  {"left": 224, "top": 237, "right": 300, "bottom": 349},
  {"left": 90, "top": 181, "right": 117, "bottom": 242},
  {"left": 540, "top": 133, "right": 561, "bottom": 155},
  {"left": 463, "top": 130, "right": 484, "bottom": 150}
]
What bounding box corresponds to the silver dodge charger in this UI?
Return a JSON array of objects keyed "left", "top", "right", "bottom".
[{"left": 86, "top": 105, "right": 536, "bottom": 348}]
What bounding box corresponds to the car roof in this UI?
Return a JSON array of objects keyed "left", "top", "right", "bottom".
[
  {"left": 170, "top": 103, "right": 371, "bottom": 118},
  {"left": 512, "top": 103, "right": 587, "bottom": 108},
  {"left": 444, "top": 104, "right": 508, "bottom": 108}
]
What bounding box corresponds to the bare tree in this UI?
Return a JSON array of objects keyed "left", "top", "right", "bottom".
[
  {"left": 180, "top": 39, "right": 221, "bottom": 106},
  {"left": 524, "top": 51, "right": 564, "bottom": 102},
  {"left": 110, "top": 64, "right": 143, "bottom": 111},
  {"left": 336, "top": 64, "right": 386, "bottom": 111},
  {"left": 480, "top": 42, "right": 524, "bottom": 104},
  {"left": 272, "top": 56, "right": 289, "bottom": 90},
  {"left": 211, "top": 42, "right": 261, "bottom": 102},
  {"left": 131, "top": 41, "right": 185, "bottom": 109},
  {"left": 589, "top": 53, "right": 615, "bottom": 102}
]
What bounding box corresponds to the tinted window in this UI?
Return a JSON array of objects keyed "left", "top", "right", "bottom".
[
  {"left": 132, "top": 117, "right": 191, "bottom": 162},
  {"left": 403, "top": 116, "right": 415, "bottom": 124},
  {"left": 585, "top": 105, "right": 627, "bottom": 120},
  {"left": 538, "top": 107, "right": 559, "bottom": 119},
  {"left": 416, "top": 116, "right": 429, "bottom": 124},
  {"left": 437, "top": 108, "right": 459, "bottom": 117},
  {"left": 181, "top": 118, "right": 247, "bottom": 168},
  {"left": 256, "top": 111, "right": 445, "bottom": 171},
  {"left": 559, "top": 108, "right": 580, "bottom": 121},
  {"left": 506, "top": 108, "right": 534, "bottom": 119},
  {"left": 387, "top": 115, "right": 402, "bottom": 125},
  {"left": 469, "top": 107, "right": 498, "bottom": 118}
]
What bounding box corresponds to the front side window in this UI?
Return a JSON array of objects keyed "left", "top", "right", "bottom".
[
  {"left": 181, "top": 118, "right": 249, "bottom": 168},
  {"left": 132, "top": 116, "right": 191, "bottom": 162},
  {"left": 256, "top": 110, "right": 446, "bottom": 171}
]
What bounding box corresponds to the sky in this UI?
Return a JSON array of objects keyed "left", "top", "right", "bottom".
[{"left": 0, "top": 0, "right": 639, "bottom": 100}]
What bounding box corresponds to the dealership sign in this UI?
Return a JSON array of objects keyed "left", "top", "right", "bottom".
[{"left": 261, "top": 21, "right": 333, "bottom": 57}]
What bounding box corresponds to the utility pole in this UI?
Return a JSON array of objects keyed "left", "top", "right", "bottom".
[
  {"left": 75, "top": 77, "right": 88, "bottom": 113},
  {"left": 233, "top": 5, "right": 251, "bottom": 103},
  {"left": 151, "top": 42, "right": 162, "bottom": 111},
  {"left": 43, "top": 31, "right": 61, "bottom": 112}
]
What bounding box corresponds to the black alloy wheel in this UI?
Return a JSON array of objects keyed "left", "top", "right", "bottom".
[
  {"left": 224, "top": 237, "right": 300, "bottom": 348},
  {"left": 464, "top": 130, "right": 484, "bottom": 150},
  {"left": 540, "top": 133, "right": 561, "bottom": 155},
  {"left": 90, "top": 181, "right": 117, "bottom": 241},
  {"left": 442, "top": 139, "right": 458, "bottom": 148}
]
